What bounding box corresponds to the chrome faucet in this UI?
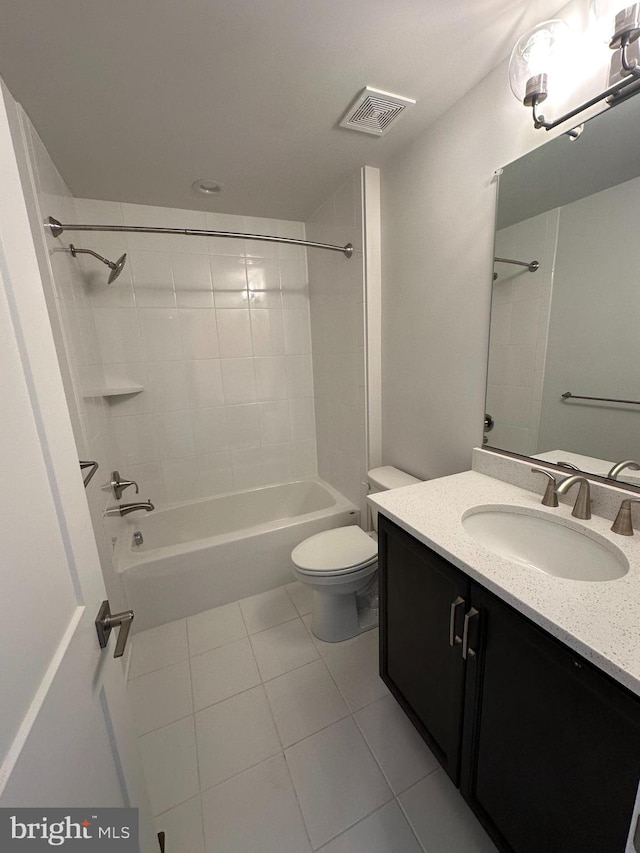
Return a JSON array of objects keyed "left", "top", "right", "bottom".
[
  {"left": 555, "top": 476, "right": 591, "bottom": 520},
  {"left": 105, "top": 500, "right": 154, "bottom": 517},
  {"left": 531, "top": 468, "right": 559, "bottom": 507},
  {"left": 611, "top": 499, "right": 640, "bottom": 536},
  {"left": 607, "top": 460, "right": 640, "bottom": 481},
  {"left": 110, "top": 470, "right": 139, "bottom": 500}
]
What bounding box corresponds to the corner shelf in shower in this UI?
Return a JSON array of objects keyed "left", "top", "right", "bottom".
[{"left": 81, "top": 383, "right": 144, "bottom": 398}]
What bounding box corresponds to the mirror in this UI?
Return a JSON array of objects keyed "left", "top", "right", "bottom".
[{"left": 486, "top": 92, "right": 640, "bottom": 489}]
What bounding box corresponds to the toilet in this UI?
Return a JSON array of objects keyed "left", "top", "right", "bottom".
[{"left": 291, "top": 467, "right": 421, "bottom": 642}]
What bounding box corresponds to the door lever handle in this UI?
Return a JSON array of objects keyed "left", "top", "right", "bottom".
[{"left": 95, "top": 600, "right": 134, "bottom": 658}]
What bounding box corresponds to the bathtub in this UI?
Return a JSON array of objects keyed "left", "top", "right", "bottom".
[{"left": 118, "top": 478, "right": 358, "bottom": 632}]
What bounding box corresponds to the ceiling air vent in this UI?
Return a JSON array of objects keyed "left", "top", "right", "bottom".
[{"left": 339, "top": 86, "right": 416, "bottom": 137}]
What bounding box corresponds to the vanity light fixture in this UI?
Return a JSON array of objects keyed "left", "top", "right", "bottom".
[{"left": 510, "top": 6, "right": 640, "bottom": 131}]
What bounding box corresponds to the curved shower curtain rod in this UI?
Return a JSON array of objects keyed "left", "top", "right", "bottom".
[{"left": 45, "top": 217, "right": 354, "bottom": 259}]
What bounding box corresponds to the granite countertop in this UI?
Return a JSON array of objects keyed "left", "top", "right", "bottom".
[{"left": 368, "top": 470, "right": 640, "bottom": 697}]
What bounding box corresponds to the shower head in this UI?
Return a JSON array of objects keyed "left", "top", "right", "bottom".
[
  {"left": 108, "top": 253, "right": 127, "bottom": 284},
  {"left": 68, "top": 244, "right": 127, "bottom": 284}
]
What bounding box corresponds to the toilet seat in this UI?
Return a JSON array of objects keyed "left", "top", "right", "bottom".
[{"left": 291, "top": 525, "right": 378, "bottom": 576}]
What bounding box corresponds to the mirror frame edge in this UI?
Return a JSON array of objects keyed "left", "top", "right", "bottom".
[{"left": 482, "top": 445, "right": 640, "bottom": 495}]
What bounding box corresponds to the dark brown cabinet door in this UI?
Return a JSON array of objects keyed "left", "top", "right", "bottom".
[
  {"left": 461, "top": 583, "right": 640, "bottom": 853},
  {"left": 379, "top": 516, "right": 469, "bottom": 783}
]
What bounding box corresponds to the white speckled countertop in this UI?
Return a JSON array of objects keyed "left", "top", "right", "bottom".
[{"left": 368, "top": 470, "right": 640, "bottom": 697}]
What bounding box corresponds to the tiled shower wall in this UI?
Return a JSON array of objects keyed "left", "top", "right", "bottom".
[
  {"left": 75, "top": 198, "right": 316, "bottom": 507},
  {"left": 306, "top": 173, "right": 367, "bottom": 514}
]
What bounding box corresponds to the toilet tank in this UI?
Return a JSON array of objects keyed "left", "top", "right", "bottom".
[{"left": 367, "top": 466, "right": 422, "bottom": 531}]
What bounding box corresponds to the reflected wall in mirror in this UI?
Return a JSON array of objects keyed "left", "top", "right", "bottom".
[{"left": 486, "top": 92, "right": 640, "bottom": 488}]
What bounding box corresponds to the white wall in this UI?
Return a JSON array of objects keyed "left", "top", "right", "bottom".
[
  {"left": 487, "top": 209, "right": 558, "bottom": 455},
  {"left": 538, "top": 175, "right": 640, "bottom": 460},
  {"left": 379, "top": 0, "right": 606, "bottom": 480},
  {"left": 77, "top": 199, "right": 316, "bottom": 506},
  {"left": 306, "top": 172, "right": 367, "bottom": 512}
]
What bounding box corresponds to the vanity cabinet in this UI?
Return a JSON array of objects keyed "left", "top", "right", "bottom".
[{"left": 378, "top": 515, "right": 640, "bottom": 853}]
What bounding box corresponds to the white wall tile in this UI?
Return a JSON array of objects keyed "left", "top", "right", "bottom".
[
  {"left": 280, "top": 257, "right": 309, "bottom": 309},
  {"left": 282, "top": 309, "right": 311, "bottom": 355},
  {"left": 291, "top": 440, "right": 317, "bottom": 479},
  {"left": 129, "top": 251, "right": 175, "bottom": 308},
  {"left": 60, "top": 195, "right": 316, "bottom": 511},
  {"left": 179, "top": 309, "right": 219, "bottom": 359},
  {"left": 198, "top": 452, "right": 234, "bottom": 496},
  {"left": 224, "top": 405, "right": 261, "bottom": 450},
  {"left": 217, "top": 309, "right": 253, "bottom": 358},
  {"left": 288, "top": 398, "right": 315, "bottom": 441},
  {"left": 246, "top": 259, "right": 282, "bottom": 308},
  {"left": 111, "top": 413, "right": 158, "bottom": 465},
  {"left": 250, "top": 309, "right": 285, "bottom": 356},
  {"left": 255, "top": 357, "right": 288, "bottom": 401},
  {"left": 191, "top": 407, "right": 228, "bottom": 454},
  {"left": 211, "top": 256, "right": 248, "bottom": 308},
  {"left": 286, "top": 355, "right": 314, "bottom": 398},
  {"left": 139, "top": 308, "right": 183, "bottom": 361},
  {"left": 94, "top": 307, "right": 145, "bottom": 364},
  {"left": 154, "top": 410, "right": 195, "bottom": 459},
  {"left": 185, "top": 360, "right": 224, "bottom": 408},
  {"left": 172, "top": 253, "right": 213, "bottom": 308},
  {"left": 161, "top": 456, "right": 202, "bottom": 504},
  {"left": 231, "top": 443, "right": 292, "bottom": 490},
  {"left": 259, "top": 401, "right": 291, "bottom": 445},
  {"left": 146, "top": 361, "right": 190, "bottom": 412},
  {"left": 221, "top": 358, "right": 257, "bottom": 404}
]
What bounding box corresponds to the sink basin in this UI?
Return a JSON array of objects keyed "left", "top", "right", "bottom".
[{"left": 462, "top": 506, "right": 628, "bottom": 581}]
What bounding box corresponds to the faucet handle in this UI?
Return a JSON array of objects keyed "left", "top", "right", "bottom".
[
  {"left": 531, "top": 468, "right": 559, "bottom": 508},
  {"left": 611, "top": 499, "right": 640, "bottom": 536},
  {"left": 111, "top": 470, "right": 140, "bottom": 500}
]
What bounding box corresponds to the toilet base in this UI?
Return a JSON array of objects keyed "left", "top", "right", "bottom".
[{"left": 310, "top": 588, "right": 378, "bottom": 643}]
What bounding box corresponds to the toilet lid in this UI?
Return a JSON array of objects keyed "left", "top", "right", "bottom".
[{"left": 292, "top": 525, "right": 378, "bottom": 573}]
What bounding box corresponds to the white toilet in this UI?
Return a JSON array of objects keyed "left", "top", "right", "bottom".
[{"left": 291, "top": 467, "right": 421, "bottom": 642}]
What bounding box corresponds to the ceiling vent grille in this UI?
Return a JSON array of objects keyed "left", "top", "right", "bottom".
[{"left": 339, "top": 87, "right": 416, "bottom": 136}]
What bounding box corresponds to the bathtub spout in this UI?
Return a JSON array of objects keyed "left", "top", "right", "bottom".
[{"left": 105, "top": 500, "right": 155, "bottom": 517}]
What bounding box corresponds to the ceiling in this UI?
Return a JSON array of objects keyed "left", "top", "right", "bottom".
[{"left": 0, "top": 0, "right": 565, "bottom": 221}]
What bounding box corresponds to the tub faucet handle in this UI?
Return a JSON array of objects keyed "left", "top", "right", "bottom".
[{"left": 111, "top": 470, "right": 139, "bottom": 500}]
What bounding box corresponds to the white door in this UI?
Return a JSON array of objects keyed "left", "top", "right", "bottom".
[{"left": 0, "top": 76, "right": 156, "bottom": 853}]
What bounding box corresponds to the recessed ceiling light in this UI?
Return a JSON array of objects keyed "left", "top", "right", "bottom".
[{"left": 191, "top": 178, "right": 224, "bottom": 195}]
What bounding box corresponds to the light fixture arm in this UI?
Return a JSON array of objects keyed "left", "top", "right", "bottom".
[
  {"left": 620, "top": 35, "right": 640, "bottom": 74},
  {"left": 529, "top": 70, "right": 640, "bottom": 131}
]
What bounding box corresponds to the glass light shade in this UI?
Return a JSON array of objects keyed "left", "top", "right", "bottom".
[
  {"left": 509, "top": 20, "right": 570, "bottom": 104},
  {"left": 590, "top": 1, "right": 640, "bottom": 45}
]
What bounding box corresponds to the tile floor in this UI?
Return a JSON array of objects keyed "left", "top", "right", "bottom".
[{"left": 128, "top": 582, "right": 499, "bottom": 853}]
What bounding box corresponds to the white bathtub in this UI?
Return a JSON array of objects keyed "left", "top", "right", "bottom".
[{"left": 118, "top": 479, "right": 358, "bottom": 632}]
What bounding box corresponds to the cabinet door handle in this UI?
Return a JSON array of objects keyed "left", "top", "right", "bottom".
[
  {"left": 462, "top": 607, "right": 480, "bottom": 660},
  {"left": 449, "top": 596, "right": 466, "bottom": 646}
]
